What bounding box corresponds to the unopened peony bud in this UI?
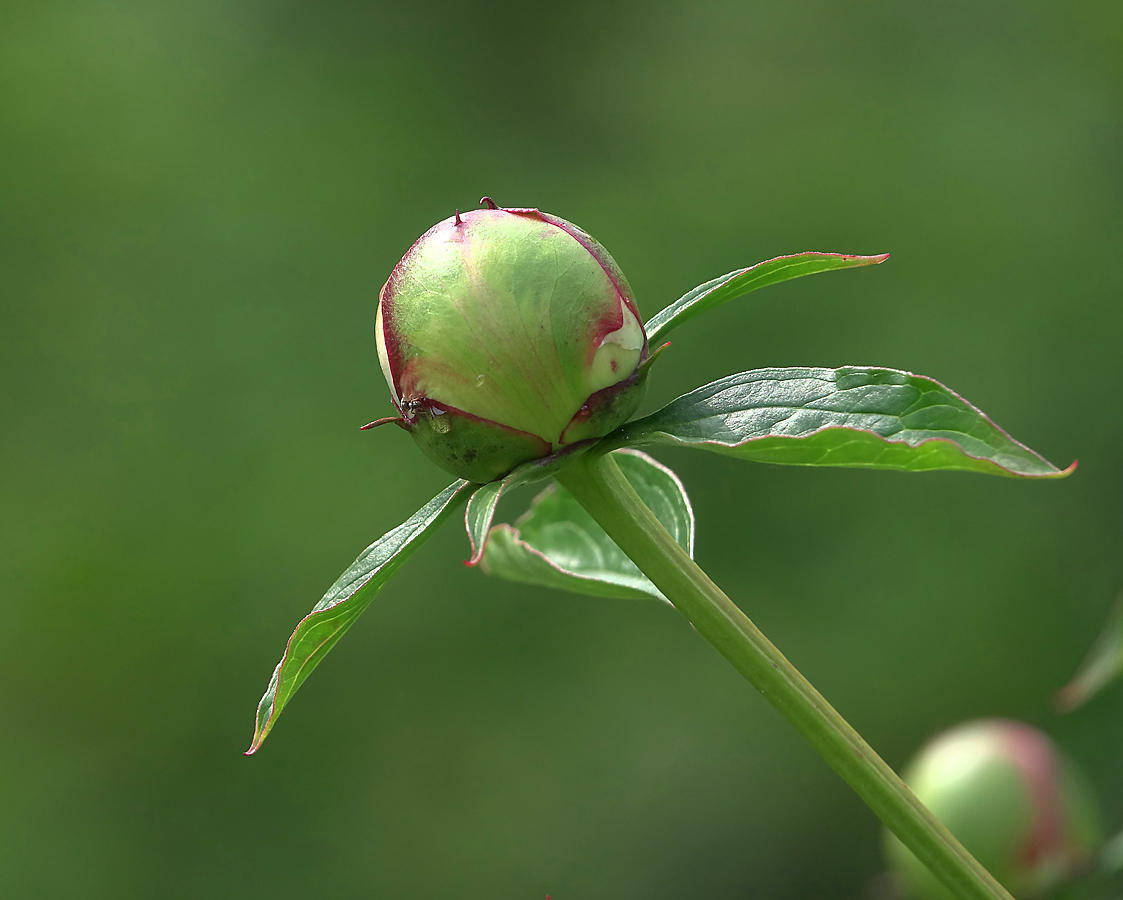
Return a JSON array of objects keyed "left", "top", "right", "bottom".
[
  {"left": 884, "top": 720, "right": 1102, "bottom": 899},
  {"left": 375, "top": 201, "right": 648, "bottom": 482}
]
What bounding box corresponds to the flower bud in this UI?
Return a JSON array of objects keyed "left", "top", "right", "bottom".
[
  {"left": 376, "top": 202, "right": 648, "bottom": 482},
  {"left": 884, "top": 720, "right": 1102, "bottom": 900}
]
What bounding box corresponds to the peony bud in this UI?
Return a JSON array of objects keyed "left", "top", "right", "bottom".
[
  {"left": 884, "top": 720, "right": 1102, "bottom": 900},
  {"left": 375, "top": 201, "right": 648, "bottom": 482}
]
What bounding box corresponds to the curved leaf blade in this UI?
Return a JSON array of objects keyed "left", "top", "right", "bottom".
[
  {"left": 465, "top": 479, "right": 504, "bottom": 565},
  {"left": 1056, "top": 589, "right": 1123, "bottom": 712},
  {"left": 605, "top": 367, "right": 1073, "bottom": 478},
  {"left": 247, "top": 479, "right": 474, "bottom": 754},
  {"left": 480, "top": 449, "right": 693, "bottom": 602},
  {"left": 645, "top": 252, "right": 888, "bottom": 345},
  {"left": 463, "top": 440, "right": 596, "bottom": 566}
]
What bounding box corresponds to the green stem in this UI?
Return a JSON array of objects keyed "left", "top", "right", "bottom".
[{"left": 553, "top": 452, "right": 1012, "bottom": 900}]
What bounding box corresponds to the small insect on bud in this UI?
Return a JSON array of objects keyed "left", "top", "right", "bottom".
[
  {"left": 884, "top": 720, "right": 1102, "bottom": 900},
  {"left": 374, "top": 200, "right": 648, "bottom": 482}
]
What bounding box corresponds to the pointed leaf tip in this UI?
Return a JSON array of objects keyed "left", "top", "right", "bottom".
[
  {"left": 246, "top": 479, "right": 473, "bottom": 753},
  {"left": 1055, "top": 588, "right": 1123, "bottom": 712},
  {"left": 360, "top": 416, "right": 406, "bottom": 431},
  {"left": 465, "top": 480, "right": 504, "bottom": 566},
  {"left": 645, "top": 251, "right": 889, "bottom": 345}
]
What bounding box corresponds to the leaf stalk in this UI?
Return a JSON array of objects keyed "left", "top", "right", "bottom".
[{"left": 553, "top": 451, "right": 1012, "bottom": 900}]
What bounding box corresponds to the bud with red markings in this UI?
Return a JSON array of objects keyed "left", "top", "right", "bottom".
[
  {"left": 884, "top": 719, "right": 1102, "bottom": 899},
  {"left": 375, "top": 201, "right": 648, "bottom": 482}
]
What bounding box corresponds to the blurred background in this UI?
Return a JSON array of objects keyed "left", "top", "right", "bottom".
[{"left": 2, "top": 1, "right": 1121, "bottom": 897}]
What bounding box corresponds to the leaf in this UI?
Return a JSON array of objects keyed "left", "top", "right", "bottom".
[
  {"left": 247, "top": 479, "right": 475, "bottom": 754},
  {"left": 644, "top": 252, "right": 888, "bottom": 345},
  {"left": 463, "top": 440, "right": 596, "bottom": 566},
  {"left": 604, "top": 367, "right": 1074, "bottom": 479},
  {"left": 465, "top": 480, "right": 505, "bottom": 565},
  {"left": 479, "top": 449, "right": 693, "bottom": 602},
  {"left": 1056, "top": 590, "right": 1123, "bottom": 712},
  {"left": 1097, "top": 828, "right": 1123, "bottom": 877}
]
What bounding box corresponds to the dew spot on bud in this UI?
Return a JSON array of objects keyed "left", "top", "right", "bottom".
[
  {"left": 430, "top": 410, "right": 451, "bottom": 433},
  {"left": 475, "top": 374, "right": 486, "bottom": 388}
]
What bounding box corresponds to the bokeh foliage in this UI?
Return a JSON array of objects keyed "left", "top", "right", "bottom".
[{"left": 2, "top": 1, "right": 1121, "bottom": 897}]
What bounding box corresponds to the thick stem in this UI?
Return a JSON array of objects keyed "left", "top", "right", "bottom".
[{"left": 554, "top": 452, "right": 1012, "bottom": 900}]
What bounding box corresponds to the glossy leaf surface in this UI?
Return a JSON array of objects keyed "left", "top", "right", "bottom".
[
  {"left": 480, "top": 449, "right": 693, "bottom": 601},
  {"left": 247, "top": 479, "right": 474, "bottom": 754},
  {"left": 605, "top": 367, "right": 1073, "bottom": 478},
  {"left": 1056, "top": 590, "right": 1123, "bottom": 712},
  {"left": 644, "top": 252, "right": 888, "bottom": 345}
]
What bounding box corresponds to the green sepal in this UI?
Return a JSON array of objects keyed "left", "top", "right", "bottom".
[
  {"left": 644, "top": 251, "right": 888, "bottom": 345},
  {"left": 559, "top": 365, "right": 649, "bottom": 446},
  {"left": 247, "top": 479, "right": 475, "bottom": 754},
  {"left": 408, "top": 403, "right": 551, "bottom": 485},
  {"left": 478, "top": 449, "right": 694, "bottom": 601}
]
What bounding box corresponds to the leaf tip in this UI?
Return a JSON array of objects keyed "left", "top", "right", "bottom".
[
  {"left": 465, "top": 525, "right": 492, "bottom": 566},
  {"left": 1035, "top": 458, "right": 1078, "bottom": 479},
  {"left": 837, "top": 252, "right": 889, "bottom": 265},
  {"left": 464, "top": 504, "right": 492, "bottom": 566},
  {"left": 360, "top": 416, "right": 407, "bottom": 431},
  {"left": 1052, "top": 684, "right": 1082, "bottom": 714},
  {"left": 638, "top": 341, "right": 672, "bottom": 374}
]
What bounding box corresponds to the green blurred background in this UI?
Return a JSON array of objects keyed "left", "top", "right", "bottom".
[{"left": 2, "top": 1, "right": 1121, "bottom": 896}]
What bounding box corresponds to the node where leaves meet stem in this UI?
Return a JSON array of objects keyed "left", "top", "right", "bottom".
[{"left": 552, "top": 451, "right": 1012, "bottom": 900}]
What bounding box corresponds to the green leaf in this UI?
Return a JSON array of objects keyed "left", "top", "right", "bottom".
[
  {"left": 1096, "top": 828, "right": 1123, "bottom": 877},
  {"left": 247, "top": 479, "right": 474, "bottom": 754},
  {"left": 604, "top": 367, "right": 1074, "bottom": 479},
  {"left": 465, "top": 480, "right": 506, "bottom": 565},
  {"left": 1056, "top": 590, "right": 1123, "bottom": 712},
  {"left": 479, "top": 449, "right": 693, "bottom": 602},
  {"left": 644, "top": 252, "right": 888, "bottom": 345},
  {"left": 463, "top": 440, "right": 596, "bottom": 566}
]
